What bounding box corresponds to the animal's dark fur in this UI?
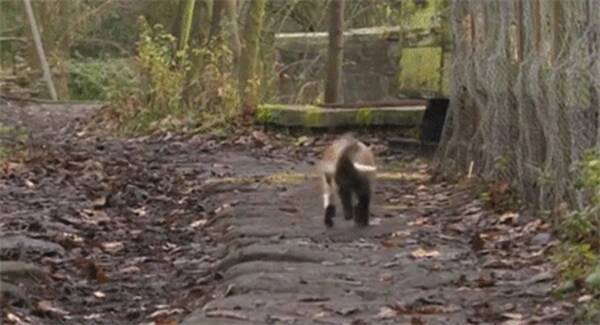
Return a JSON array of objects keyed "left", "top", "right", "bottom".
[{"left": 321, "top": 136, "right": 375, "bottom": 227}]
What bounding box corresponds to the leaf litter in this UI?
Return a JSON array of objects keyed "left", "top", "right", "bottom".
[{"left": 0, "top": 101, "right": 577, "bottom": 324}]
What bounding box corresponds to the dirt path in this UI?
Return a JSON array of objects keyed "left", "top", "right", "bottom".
[
  {"left": 180, "top": 158, "right": 569, "bottom": 325},
  {"left": 1, "top": 100, "right": 573, "bottom": 324}
]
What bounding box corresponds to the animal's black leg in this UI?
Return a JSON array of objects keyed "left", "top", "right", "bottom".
[
  {"left": 339, "top": 188, "right": 353, "bottom": 220},
  {"left": 324, "top": 205, "right": 335, "bottom": 227},
  {"left": 354, "top": 192, "right": 370, "bottom": 227},
  {"left": 323, "top": 175, "right": 336, "bottom": 227}
]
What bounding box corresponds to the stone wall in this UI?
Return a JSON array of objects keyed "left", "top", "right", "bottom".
[{"left": 273, "top": 2, "right": 450, "bottom": 104}]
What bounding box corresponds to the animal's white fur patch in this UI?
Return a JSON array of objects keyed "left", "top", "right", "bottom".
[
  {"left": 353, "top": 162, "right": 377, "bottom": 172},
  {"left": 319, "top": 162, "right": 336, "bottom": 174},
  {"left": 323, "top": 193, "right": 330, "bottom": 208}
]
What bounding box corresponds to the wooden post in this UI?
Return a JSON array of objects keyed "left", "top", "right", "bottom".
[
  {"left": 515, "top": 0, "right": 524, "bottom": 62},
  {"left": 324, "top": 0, "right": 344, "bottom": 104},
  {"left": 23, "top": 0, "right": 57, "bottom": 100}
]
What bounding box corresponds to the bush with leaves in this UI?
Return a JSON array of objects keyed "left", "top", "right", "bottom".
[
  {"left": 100, "top": 16, "right": 240, "bottom": 134},
  {"left": 68, "top": 58, "right": 138, "bottom": 101},
  {"left": 555, "top": 150, "right": 600, "bottom": 284}
]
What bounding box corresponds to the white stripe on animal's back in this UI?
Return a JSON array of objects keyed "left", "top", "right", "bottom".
[{"left": 353, "top": 162, "right": 377, "bottom": 172}]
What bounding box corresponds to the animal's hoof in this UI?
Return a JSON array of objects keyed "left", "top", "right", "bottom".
[{"left": 325, "top": 218, "right": 334, "bottom": 227}]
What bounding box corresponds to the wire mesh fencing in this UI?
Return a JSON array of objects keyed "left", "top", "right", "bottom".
[{"left": 436, "top": 0, "right": 600, "bottom": 210}]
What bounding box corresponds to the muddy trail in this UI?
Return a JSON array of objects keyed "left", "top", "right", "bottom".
[{"left": 0, "top": 100, "right": 574, "bottom": 324}]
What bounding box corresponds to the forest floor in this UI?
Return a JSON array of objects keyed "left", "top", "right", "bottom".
[{"left": 0, "top": 98, "right": 578, "bottom": 324}]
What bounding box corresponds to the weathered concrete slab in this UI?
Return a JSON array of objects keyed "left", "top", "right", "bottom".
[
  {"left": 256, "top": 104, "right": 426, "bottom": 128},
  {"left": 181, "top": 152, "right": 569, "bottom": 325}
]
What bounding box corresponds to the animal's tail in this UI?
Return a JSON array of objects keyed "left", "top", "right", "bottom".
[{"left": 334, "top": 140, "right": 376, "bottom": 185}]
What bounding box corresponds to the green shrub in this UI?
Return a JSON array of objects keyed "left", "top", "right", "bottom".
[
  {"left": 95, "top": 16, "right": 241, "bottom": 135},
  {"left": 69, "top": 58, "right": 138, "bottom": 101},
  {"left": 554, "top": 150, "right": 600, "bottom": 284}
]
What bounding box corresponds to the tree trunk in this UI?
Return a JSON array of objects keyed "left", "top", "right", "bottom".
[
  {"left": 223, "top": 0, "right": 241, "bottom": 67},
  {"left": 239, "top": 0, "right": 266, "bottom": 113},
  {"left": 196, "top": 0, "right": 213, "bottom": 45},
  {"left": 324, "top": 0, "right": 344, "bottom": 104},
  {"left": 23, "top": 0, "right": 57, "bottom": 100},
  {"left": 208, "top": 0, "right": 225, "bottom": 43},
  {"left": 171, "top": 0, "right": 185, "bottom": 40},
  {"left": 208, "top": 0, "right": 240, "bottom": 67},
  {"left": 179, "top": 0, "right": 197, "bottom": 50}
]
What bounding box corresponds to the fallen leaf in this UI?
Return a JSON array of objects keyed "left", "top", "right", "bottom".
[
  {"left": 101, "top": 241, "right": 124, "bottom": 254},
  {"left": 502, "top": 312, "right": 523, "bottom": 320},
  {"left": 6, "top": 312, "right": 29, "bottom": 325},
  {"left": 375, "top": 306, "right": 397, "bottom": 319},
  {"left": 471, "top": 233, "right": 485, "bottom": 251},
  {"left": 93, "top": 291, "right": 106, "bottom": 299},
  {"left": 295, "top": 136, "right": 311, "bottom": 146},
  {"left": 502, "top": 321, "right": 526, "bottom": 325},
  {"left": 189, "top": 219, "right": 208, "bottom": 228},
  {"left": 298, "top": 296, "right": 330, "bottom": 303},
  {"left": 214, "top": 203, "right": 231, "bottom": 214},
  {"left": 75, "top": 258, "right": 109, "bottom": 283},
  {"left": 92, "top": 195, "right": 107, "bottom": 208},
  {"left": 411, "top": 248, "right": 440, "bottom": 259},
  {"left": 132, "top": 207, "right": 147, "bottom": 217},
  {"left": 578, "top": 294, "right": 593, "bottom": 303},
  {"left": 408, "top": 217, "right": 427, "bottom": 226},
  {"left": 205, "top": 310, "right": 248, "bottom": 320},
  {"left": 411, "top": 316, "right": 426, "bottom": 325},
  {"left": 83, "top": 314, "right": 102, "bottom": 320},
  {"left": 119, "top": 265, "right": 141, "bottom": 274},
  {"left": 268, "top": 315, "right": 297, "bottom": 322},
  {"left": 252, "top": 131, "right": 269, "bottom": 146},
  {"left": 370, "top": 217, "right": 383, "bottom": 226},
  {"left": 279, "top": 206, "right": 299, "bottom": 213},
  {"left": 224, "top": 284, "right": 235, "bottom": 297},
  {"left": 414, "top": 304, "right": 459, "bottom": 314},
  {"left": 499, "top": 212, "right": 519, "bottom": 224},
  {"left": 336, "top": 307, "right": 359, "bottom": 316},
  {"left": 149, "top": 308, "right": 184, "bottom": 319},
  {"left": 477, "top": 274, "right": 495, "bottom": 288},
  {"left": 25, "top": 179, "right": 35, "bottom": 188},
  {"left": 37, "top": 300, "right": 69, "bottom": 316}
]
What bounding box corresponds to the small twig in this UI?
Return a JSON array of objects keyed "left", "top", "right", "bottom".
[{"left": 468, "top": 161, "right": 474, "bottom": 178}]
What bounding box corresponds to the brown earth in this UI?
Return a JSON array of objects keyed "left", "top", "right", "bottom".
[{"left": 0, "top": 99, "right": 577, "bottom": 324}]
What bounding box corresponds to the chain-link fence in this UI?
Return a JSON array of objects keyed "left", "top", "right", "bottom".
[{"left": 436, "top": 0, "right": 600, "bottom": 210}]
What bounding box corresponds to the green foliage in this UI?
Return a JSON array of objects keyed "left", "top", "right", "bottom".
[
  {"left": 68, "top": 59, "right": 138, "bottom": 100},
  {"left": 553, "top": 242, "right": 599, "bottom": 281},
  {"left": 553, "top": 150, "right": 600, "bottom": 291},
  {"left": 356, "top": 108, "right": 374, "bottom": 125},
  {"left": 305, "top": 107, "right": 323, "bottom": 126},
  {"left": 256, "top": 105, "right": 274, "bottom": 124},
  {"left": 137, "top": 17, "right": 189, "bottom": 114},
  {"left": 188, "top": 42, "right": 239, "bottom": 115},
  {"left": 99, "top": 16, "right": 240, "bottom": 135},
  {"left": 579, "top": 150, "right": 600, "bottom": 205}
]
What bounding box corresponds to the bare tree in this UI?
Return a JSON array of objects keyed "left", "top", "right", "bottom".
[
  {"left": 208, "top": 0, "right": 241, "bottom": 65},
  {"left": 239, "top": 0, "right": 266, "bottom": 112},
  {"left": 178, "top": 0, "right": 197, "bottom": 50}
]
